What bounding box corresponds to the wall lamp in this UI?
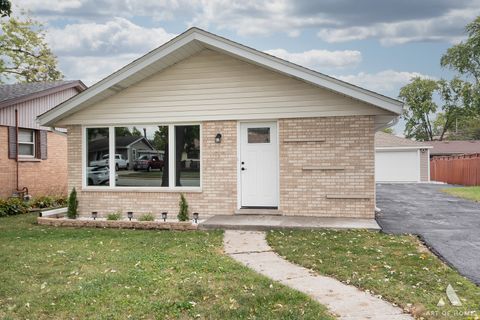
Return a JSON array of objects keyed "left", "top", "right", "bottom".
[{"left": 215, "top": 133, "right": 222, "bottom": 144}]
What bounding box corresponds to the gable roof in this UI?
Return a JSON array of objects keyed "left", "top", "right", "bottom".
[
  {"left": 375, "top": 132, "right": 432, "bottom": 149},
  {"left": 0, "top": 80, "right": 87, "bottom": 109},
  {"left": 429, "top": 140, "right": 480, "bottom": 156},
  {"left": 88, "top": 136, "right": 154, "bottom": 152},
  {"left": 38, "top": 28, "right": 403, "bottom": 127}
]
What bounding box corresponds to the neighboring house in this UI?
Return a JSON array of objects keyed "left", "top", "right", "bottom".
[
  {"left": 87, "top": 135, "right": 156, "bottom": 169},
  {"left": 429, "top": 140, "right": 480, "bottom": 158},
  {"left": 38, "top": 28, "right": 403, "bottom": 219},
  {"left": 0, "top": 81, "right": 86, "bottom": 198},
  {"left": 375, "top": 132, "right": 432, "bottom": 182}
]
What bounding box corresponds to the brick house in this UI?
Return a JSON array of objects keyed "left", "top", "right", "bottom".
[
  {"left": 0, "top": 81, "right": 86, "bottom": 198},
  {"left": 38, "top": 28, "right": 402, "bottom": 219}
]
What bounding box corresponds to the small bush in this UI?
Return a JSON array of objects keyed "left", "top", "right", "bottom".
[
  {"left": 107, "top": 212, "right": 122, "bottom": 220},
  {"left": 178, "top": 194, "right": 189, "bottom": 221},
  {"left": 138, "top": 213, "right": 155, "bottom": 221},
  {"left": 0, "top": 198, "right": 29, "bottom": 217},
  {"left": 29, "top": 195, "right": 67, "bottom": 209},
  {"left": 67, "top": 188, "right": 78, "bottom": 219}
]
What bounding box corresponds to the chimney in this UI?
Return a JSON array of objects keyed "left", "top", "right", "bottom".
[{"left": 143, "top": 128, "right": 147, "bottom": 138}]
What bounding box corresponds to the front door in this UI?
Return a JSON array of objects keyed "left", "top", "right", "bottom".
[{"left": 240, "top": 122, "right": 278, "bottom": 207}]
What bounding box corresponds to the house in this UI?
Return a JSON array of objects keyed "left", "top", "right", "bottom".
[
  {"left": 375, "top": 132, "right": 432, "bottom": 183},
  {"left": 0, "top": 81, "right": 86, "bottom": 198},
  {"left": 429, "top": 140, "right": 480, "bottom": 158},
  {"left": 38, "top": 28, "right": 403, "bottom": 219}
]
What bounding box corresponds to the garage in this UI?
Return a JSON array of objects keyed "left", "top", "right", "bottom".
[{"left": 375, "top": 132, "right": 432, "bottom": 182}]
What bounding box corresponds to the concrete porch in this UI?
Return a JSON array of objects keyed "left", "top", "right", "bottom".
[{"left": 199, "top": 215, "right": 380, "bottom": 231}]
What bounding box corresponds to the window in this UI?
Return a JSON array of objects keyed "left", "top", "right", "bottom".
[
  {"left": 248, "top": 127, "right": 270, "bottom": 143},
  {"left": 175, "top": 125, "right": 200, "bottom": 187},
  {"left": 86, "top": 128, "right": 110, "bottom": 186},
  {"left": 84, "top": 124, "right": 201, "bottom": 189},
  {"left": 18, "top": 129, "right": 35, "bottom": 157},
  {"left": 115, "top": 126, "right": 169, "bottom": 187}
]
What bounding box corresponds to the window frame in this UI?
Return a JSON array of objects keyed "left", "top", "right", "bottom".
[
  {"left": 18, "top": 128, "right": 36, "bottom": 158},
  {"left": 82, "top": 124, "right": 202, "bottom": 192}
]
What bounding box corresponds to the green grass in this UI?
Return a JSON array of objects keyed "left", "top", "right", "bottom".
[
  {"left": 268, "top": 229, "right": 480, "bottom": 320},
  {"left": 442, "top": 186, "right": 480, "bottom": 202},
  {"left": 0, "top": 214, "right": 332, "bottom": 319}
]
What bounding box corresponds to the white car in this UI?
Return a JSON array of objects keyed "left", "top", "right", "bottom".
[
  {"left": 90, "top": 154, "right": 128, "bottom": 170},
  {"left": 87, "top": 166, "right": 118, "bottom": 185}
]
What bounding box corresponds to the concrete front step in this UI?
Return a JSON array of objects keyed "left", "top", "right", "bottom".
[
  {"left": 234, "top": 208, "right": 282, "bottom": 215},
  {"left": 199, "top": 215, "right": 381, "bottom": 231}
]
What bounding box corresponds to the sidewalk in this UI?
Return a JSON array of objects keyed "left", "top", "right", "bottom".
[{"left": 224, "top": 230, "right": 412, "bottom": 320}]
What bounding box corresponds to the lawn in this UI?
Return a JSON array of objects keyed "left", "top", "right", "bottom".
[
  {"left": 442, "top": 186, "right": 480, "bottom": 202},
  {"left": 268, "top": 230, "right": 480, "bottom": 320},
  {"left": 0, "top": 214, "right": 332, "bottom": 319}
]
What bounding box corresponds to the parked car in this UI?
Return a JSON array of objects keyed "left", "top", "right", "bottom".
[
  {"left": 87, "top": 166, "right": 118, "bottom": 185},
  {"left": 133, "top": 155, "right": 164, "bottom": 171},
  {"left": 89, "top": 154, "right": 128, "bottom": 170}
]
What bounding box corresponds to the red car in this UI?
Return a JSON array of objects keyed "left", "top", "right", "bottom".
[{"left": 133, "top": 155, "right": 164, "bottom": 171}]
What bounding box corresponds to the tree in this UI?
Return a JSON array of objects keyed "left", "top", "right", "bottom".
[
  {"left": 399, "top": 77, "right": 438, "bottom": 141},
  {"left": 0, "top": 14, "right": 63, "bottom": 83},
  {"left": 67, "top": 187, "right": 78, "bottom": 219},
  {"left": 382, "top": 127, "right": 394, "bottom": 134},
  {"left": 177, "top": 194, "right": 189, "bottom": 221},
  {"left": 441, "top": 16, "right": 480, "bottom": 84},
  {"left": 0, "top": 0, "right": 11, "bottom": 17},
  {"left": 131, "top": 126, "right": 142, "bottom": 137}
]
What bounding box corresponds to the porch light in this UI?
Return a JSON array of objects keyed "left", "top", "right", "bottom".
[
  {"left": 193, "top": 212, "right": 199, "bottom": 223},
  {"left": 92, "top": 211, "right": 98, "bottom": 220},
  {"left": 127, "top": 211, "right": 133, "bottom": 221},
  {"left": 161, "top": 212, "right": 167, "bottom": 222},
  {"left": 215, "top": 133, "right": 222, "bottom": 144}
]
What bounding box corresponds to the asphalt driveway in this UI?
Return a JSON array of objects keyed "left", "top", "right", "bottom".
[{"left": 376, "top": 183, "right": 480, "bottom": 285}]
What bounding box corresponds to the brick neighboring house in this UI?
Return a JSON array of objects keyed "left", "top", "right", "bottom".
[
  {"left": 0, "top": 81, "right": 86, "bottom": 198},
  {"left": 38, "top": 28, "right": 403, "bottom": 220}
]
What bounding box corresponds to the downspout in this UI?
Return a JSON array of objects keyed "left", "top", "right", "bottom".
[{"left": 14, "top": 109, "right": 29, "bottom": 198}]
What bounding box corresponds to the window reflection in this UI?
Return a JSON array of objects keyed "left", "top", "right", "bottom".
[
  {"left": 175, "top": 125, "right": 200, "bottom": 187},
  {"left": 86, "top": 128, "right": 110, "bottom": 186}
]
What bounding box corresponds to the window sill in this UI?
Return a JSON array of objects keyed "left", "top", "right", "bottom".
[
  {"left": 81, "top": 187, "right": 203, "bottom": 193},
  {"left": 18, "top": 158, "right": 41, "bottom": 162}
]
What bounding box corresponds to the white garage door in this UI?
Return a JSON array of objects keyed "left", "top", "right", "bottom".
[{"left": 375, "top": 150, "right": 420, "bottom": 182}]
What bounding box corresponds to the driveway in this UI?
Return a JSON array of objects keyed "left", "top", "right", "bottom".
[{"left": 376, "top": 183, "right": 480, "bottom": 285}]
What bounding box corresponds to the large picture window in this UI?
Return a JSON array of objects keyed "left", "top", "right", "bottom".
[
  {"left": 86, "top": 128, "right": 110, "bottom": 186},
  {"left": 84, "top": 124, "right": 201, "bottom": 189}
]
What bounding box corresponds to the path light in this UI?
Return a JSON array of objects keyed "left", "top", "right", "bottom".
[
  {"left": 193, "top": 212, "right": 199, "bottom": 224},
  {"left": 215, "top": 133, "right": 222, "bottom": 144},
  {"left": 162, "top": 212, "right": 167, "bottom": 222},
  {"left": 127, "top": 211, "right": 133, "bottom": 221},
  {"left": 92, "top": 211, "right": 98, "bottom": 220}
]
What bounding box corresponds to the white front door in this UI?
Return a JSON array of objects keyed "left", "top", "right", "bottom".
[{"left": 240, "top": 122, "right": 279, "bottom": 207}]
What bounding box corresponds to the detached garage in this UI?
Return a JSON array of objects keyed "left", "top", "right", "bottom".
[{"left": 375, "top": 132, "right": 432, "bottom": 182}]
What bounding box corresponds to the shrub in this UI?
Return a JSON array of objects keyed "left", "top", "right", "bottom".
[
  {"left": 29, "top": 195, "right": 67, "bottom": 209},
  {"left": 0, "top": 198, "right": 29, "bottom": 217},
  {"left": 107, "top": 212, "right": 121, "bottom": 220},
  {"left": 67, "top": 188, "right": 78, "bottom": 219},
  {"left": 178, "top": 194, "right": 189, "bottom": 221},
  {"left": 138, "top": 213, "right": 155, "bottom": 221}
]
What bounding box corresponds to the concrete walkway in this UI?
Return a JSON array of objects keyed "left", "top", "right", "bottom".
[
  {"left": 201, "top": 215, "right": 380, "bottom": 231},
  {"left": 224, "top": 230, "right": 412, "bottom": 320}
]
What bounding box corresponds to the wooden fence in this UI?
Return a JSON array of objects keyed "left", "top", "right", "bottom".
[{"left": 430, "top": 154, "right": 480, "bottom": 186}]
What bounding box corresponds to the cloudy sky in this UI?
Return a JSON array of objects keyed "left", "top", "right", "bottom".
[{"left": 13, "top": 0, "right": 480, "bottom": 132}]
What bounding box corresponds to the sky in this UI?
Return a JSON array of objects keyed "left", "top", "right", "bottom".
[{"left": 13, "top": 0, "right": 480, "bottom": 134}]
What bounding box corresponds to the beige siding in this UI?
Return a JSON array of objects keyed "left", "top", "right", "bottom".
[
  {"left": 59, "top": 49, "right": 390, "bottom": 125},
  {"left": 420, "top": 149, "right": 430, "bottom": 182},
  {"left": 0, "top": 88, "right": 79, "bottom": 130}
]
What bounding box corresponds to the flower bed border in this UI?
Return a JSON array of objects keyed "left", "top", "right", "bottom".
[{"left": 37, "top": 217, "right": 197, "bottom": 231}]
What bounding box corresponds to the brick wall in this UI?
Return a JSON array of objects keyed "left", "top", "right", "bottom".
[
  {"left": 0, "top": 126, "right": 68, "bottom": 198},
  {"left": 68, "top": 116, "right": 375, "bottom": 219},
  {"left": 68, "top": 121, "right": 238, "bottom": 218},
  {"left": 279, "top": 116, "right": 375, "bottom": 218}
]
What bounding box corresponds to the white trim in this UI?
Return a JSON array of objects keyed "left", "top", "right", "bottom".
[
  {"left": 82, "top": 123, "right": 202, "bottom": 192},
  {"left": 376, "top": 146, "right": 433, "bottom": 151},
  {"left": 236, "top": 121, "right": 241, "bottom": 210},
  {"left": 427, "top": 148, "right": 431, "bottom": 182},
  {"left": 39, "top": 28, "right": 403, "bottom": 127},
  {"left": 417, "top": 149, "right": 421, "bottom": 182}
]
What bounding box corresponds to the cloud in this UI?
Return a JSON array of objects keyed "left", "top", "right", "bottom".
[
  {"left": 46, "top": 17, "right": 176, "bottom": 56},
  {"left": 264, "top": 48, "right": 361, "bottom": 69},
  {"left": 336, "top": 70, "right": 433, "bottom": 96}
]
